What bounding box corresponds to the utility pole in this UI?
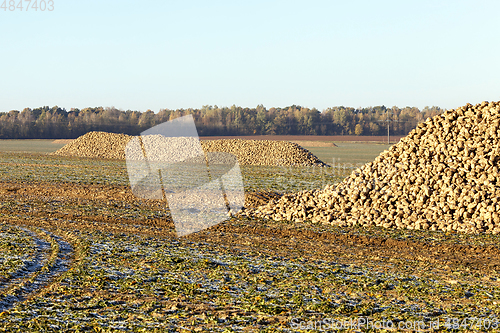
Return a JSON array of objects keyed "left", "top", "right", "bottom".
[
  {"left": 382, "top": 109, "right": 391, "bottom": 144},
  {"left": 387, "top": 114, "right": 390, "bottom": 144},
  {"left": 378, "top": 108, "right": 403, "bottom": 145}
]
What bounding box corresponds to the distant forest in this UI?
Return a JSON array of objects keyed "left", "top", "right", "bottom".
[{"left": 0, "top": 104, "right": 445, "bottom": 139}]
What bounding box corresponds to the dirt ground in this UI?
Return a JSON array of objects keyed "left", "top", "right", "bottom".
[
  {"left": 1, "top": 181, "right": 498, "bottom": 278},
  {"left": 51, "top": 139, "right": 75, "bottom": 144},
  {"left": 51, "top": 135, "right": 404, "bottom": 145},
  {"left": 199, "top": 135, "right": 404, "bottom": 143}
]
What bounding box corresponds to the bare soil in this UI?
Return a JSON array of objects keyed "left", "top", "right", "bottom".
[
  {"left": 199, "top": 135, "right": 405, "bottom": 143},
  {"left": 1, "top": 181, "right": 498, "bottom": 278},
  {"left": 288, "top": 141, "right": 337, "bottom": 147},
  {"left": 51, "top": 139, "right": 74, "bottom": 144},
  {"left": 49, "top": 136, "right": 404, "bottom": 145}
]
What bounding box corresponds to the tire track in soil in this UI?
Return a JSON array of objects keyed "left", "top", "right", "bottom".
[
  {"left": 0, "top": 226, "right": 73, "bottom": 312},
  {"left": 2, "top": 181, "right": 500, "bottom": 277},
  {"left": 5, "top": 204, "right": 500, "bottom": 276}
]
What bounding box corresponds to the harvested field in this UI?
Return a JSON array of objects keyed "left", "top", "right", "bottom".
[
  {"left": 50, "top": 138, "right": 338, "bottom": 148},
  {"left": 199, "top": 135, "right": 405, "bottom": 143},
  {"left": 0, "top": 140, "right": 67, "bottom": 153},
  {"left": 51, "top": 139, "right": 74, "bottom": 144},
  {"left": 289, "top": 140, "right": 337, "bottom": 147},
  {"left": 1, "top": 160, "right": 500, "bottom": 331},
  {"left": 1, "top": 102, "right": 500, "bottom": 331},
  {"left": 309, "top": 142, "right": 392, "bottom": 166}
]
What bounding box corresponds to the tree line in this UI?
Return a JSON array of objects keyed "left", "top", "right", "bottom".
[{"left": 0, "top": 104, "right": 445, "bottom": 139}]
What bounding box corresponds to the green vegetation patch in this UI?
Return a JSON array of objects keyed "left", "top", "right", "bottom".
[
  {"left": 0, "top": 224, "right": 36, "bottom": 281},
  {"left": 0, "top": 152, "right": 353, "bottom": 193},
  {"left": 0, "top": 227, "right": 499, "bottom": 332}
]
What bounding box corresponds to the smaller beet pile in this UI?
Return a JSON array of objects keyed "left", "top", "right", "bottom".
[{"left": 52, "top": 132, "right": 327, "bottom": 167}]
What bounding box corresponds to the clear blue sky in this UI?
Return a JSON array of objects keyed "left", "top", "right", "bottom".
[{"left": 1, "top": 0, "right": 500, "bottom": 113}]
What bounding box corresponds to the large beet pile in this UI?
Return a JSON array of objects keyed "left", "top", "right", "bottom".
[
  {"left": 52, "top": 132, "right": 327, "bottom": 167},
  {"left": 244, "top": 101, "right": 500, "bottom": 234}
]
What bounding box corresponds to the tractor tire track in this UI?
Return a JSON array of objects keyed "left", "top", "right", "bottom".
[{"left": 0, "top": 226, "right": 73, "bottom": 312}]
